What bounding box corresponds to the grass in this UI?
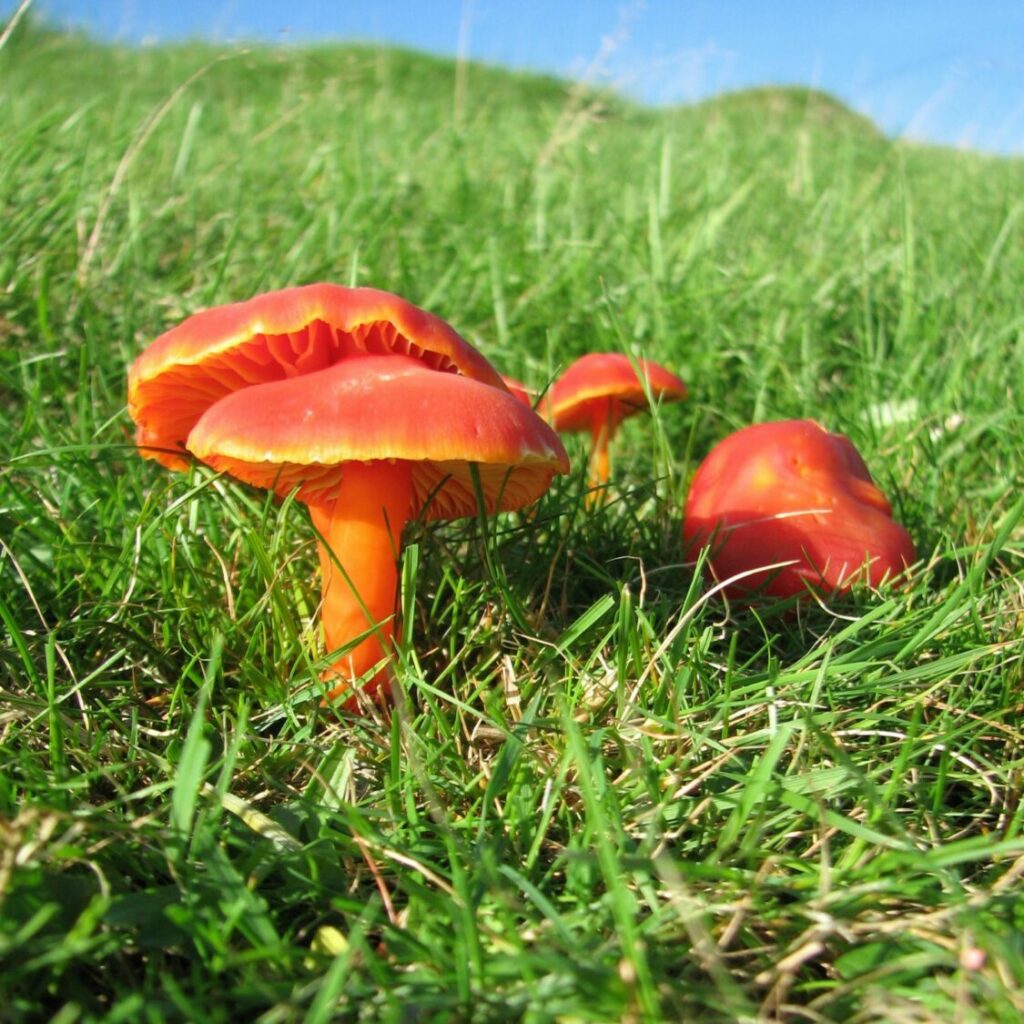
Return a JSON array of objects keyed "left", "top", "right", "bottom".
[{"left": 2, "top": 20, "right": 1023, "bottom": 1023}]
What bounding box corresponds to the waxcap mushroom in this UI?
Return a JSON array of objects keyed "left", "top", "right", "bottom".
[
  {"left": 187, "top": 355, "right": 569, "bottom": 701},
  {"left": 683, "top": 419, "right": 916, "bottom": 599},
  {"left": 128, "top": 283, "right": 506, "bottom": 470},
  {"left": 545, "top": 352, "right": 687, "bottom": 487}
]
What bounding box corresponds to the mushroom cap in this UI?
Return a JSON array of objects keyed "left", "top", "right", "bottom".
[
  {"left": 128, "top": 283, "right": 506, "bottom": 470},
  {"left": 187, "top": 355, "right": 570, "bottom": 519},
  {"left": 546, "top": 352, "right": 687, "bottom": 433},
  {"left": 682, "top": 419, "right": 916, "bottom": 598},
  {"left": 500, "top": 374, "right": 535, "bottom": 407}
]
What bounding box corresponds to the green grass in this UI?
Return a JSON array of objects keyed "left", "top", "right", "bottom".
[{"left": 2, "top": 20, "right": 1024, "bottom": 1023}]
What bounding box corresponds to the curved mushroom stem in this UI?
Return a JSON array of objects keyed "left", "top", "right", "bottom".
[
  {"left": 307, "top": 460, "right": 414, "bottom": 703},
  {"left": 587, "top": 402, "right": 619, "bottom": 496}
]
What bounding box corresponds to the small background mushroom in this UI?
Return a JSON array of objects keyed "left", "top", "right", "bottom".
[{"left": 545, "top": 352, "right": 687, "bottom": 492}]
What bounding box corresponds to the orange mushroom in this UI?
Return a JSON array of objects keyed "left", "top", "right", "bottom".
[
  {"left": 128, "top": 283, "right": 506, "bottom": 470},
  {"left": 187, "top": 356, "right": 568, "bottom": 700},
  {"left": 127, "top": 284, "right": 564, "bottom": 704},
  {"left": 545, "top": 352, "right": 687, "bottom": 489},
  {"left": 682, "top": 419, "right": 915, "bottom": 599}
]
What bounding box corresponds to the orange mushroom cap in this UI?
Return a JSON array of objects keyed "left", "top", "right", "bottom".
[
  {"left": 546, "top": 352, "right": 687, "bottom": 434},
  {"left": 500, "top": 374, "right": 535, "bottom": 408},
  {"left": 187, "top": 355, "right": 570, "bottom": 516},
  {"left": 683, "top": 419, "right": 916, "bottom": 599},
  {"left": 128, "top": 283, "right": 506, "bottom": 471}
]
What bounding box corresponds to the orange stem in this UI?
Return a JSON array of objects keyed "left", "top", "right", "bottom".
[
  {"left": 307, "top": 460, "right": 414, "bottom": 701},
  {"left": 587, "top": 402, "right": 619, "bottom": 492}
]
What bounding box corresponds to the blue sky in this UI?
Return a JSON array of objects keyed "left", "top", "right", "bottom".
[{"left": 21, "top": 0, "right": 1024, "bottom": 155}]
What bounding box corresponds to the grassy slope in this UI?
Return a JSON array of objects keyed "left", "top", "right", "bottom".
[{"left": 2, "top": 25, "right": 1023, "bottom": 1022}]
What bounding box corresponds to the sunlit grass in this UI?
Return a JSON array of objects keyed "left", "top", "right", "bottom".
[{"left": 1, "top": 22, "right": 1023, "bottom": 1023}]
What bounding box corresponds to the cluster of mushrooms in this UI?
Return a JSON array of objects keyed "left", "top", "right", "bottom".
[{"left": 128, "top": 284, "right": 915, "bottom": 707}]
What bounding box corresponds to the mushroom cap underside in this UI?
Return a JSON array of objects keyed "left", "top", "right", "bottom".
[
  {"left": 186, "top": 355, "right": 570, "bottom": 519},
  {"left": 128, "top": 283, "right": 506, "bottom": 470}
]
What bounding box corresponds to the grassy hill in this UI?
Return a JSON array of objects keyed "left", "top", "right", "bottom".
[{"left": 2, "top": 24, "right": 1023, "bottom": 1022}]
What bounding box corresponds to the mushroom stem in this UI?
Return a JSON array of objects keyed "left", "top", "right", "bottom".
[
  {"left": 587, "top": 403, "right": 617, "bottom": 491},
  {"left": 308, "top": 460, "right": 414, "bottom": 701}
]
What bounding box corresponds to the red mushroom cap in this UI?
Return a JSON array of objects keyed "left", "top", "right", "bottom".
[
  {"left": 186, "top": 355, "right": 570, "bottom": 517},
  {"left": 128, "top": 284, "right": 507, "bottom": 470},
  {"left": 546, "top": 352, "right": 687, "bottom": 434},
  {"left": 500, "top": 374, "right": 535, "bottom": 407},
  {"left": 683, "top": 419, "right": 915, "bottom": 598}
]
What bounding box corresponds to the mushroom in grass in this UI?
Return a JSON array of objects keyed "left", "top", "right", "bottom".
[
  {"left": 128, "top": 283, "right": 506, "bottom": 470},
  {"left": 545, "top": 352, "right": 687, "bottom": 489},
  {"left": 127, "top": 284, "right": 561, "bottom": 703},
  {"left": 186, "top": 355, "right": 569, "bottom": 701},
  {"left": 682, "top": 419, "right": 915, "bottom": 599}
]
